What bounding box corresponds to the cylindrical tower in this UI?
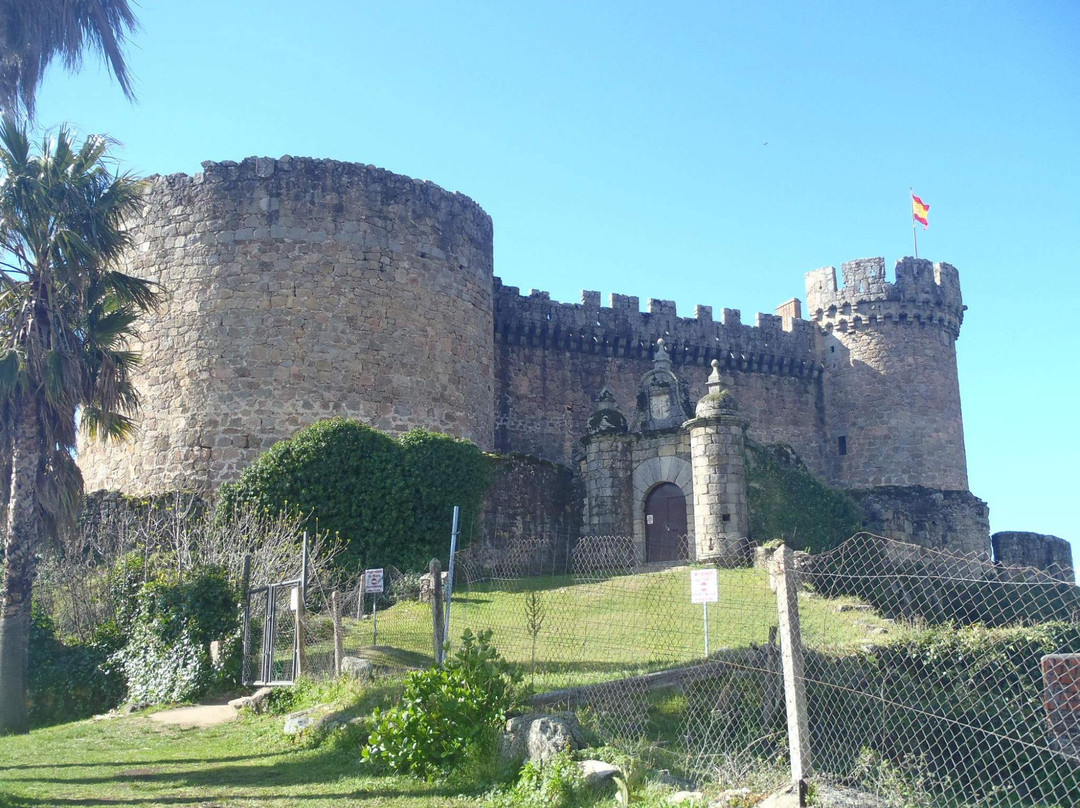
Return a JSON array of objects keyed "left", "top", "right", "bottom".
[
  {"left": 78, "top": 156, "right": 495, "bottom": 494},
  {"left": 580, "top": 390, "right": 633, "bottom": 537},
  {"left": 806, "top": 257, "right": 968, "bottom": 490},
  {"left": 686, "top": 361, "right": 750, "bottom": 565}
]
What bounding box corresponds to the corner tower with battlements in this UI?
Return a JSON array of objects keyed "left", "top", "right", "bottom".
[{"left": 806, "top": 256, "right": 968, "bottom": 491}]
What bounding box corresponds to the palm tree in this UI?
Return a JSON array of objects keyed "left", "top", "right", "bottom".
[
  {"left": 0, "top": 117, "right": 157, "bottom": 734},
  {"left": 0, "top": 0, "right": 138, "bottom": 119}
]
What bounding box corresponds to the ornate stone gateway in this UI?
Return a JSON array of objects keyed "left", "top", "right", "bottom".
[{"left": 644, "top": 482, "right": 688, "bottom": 562}]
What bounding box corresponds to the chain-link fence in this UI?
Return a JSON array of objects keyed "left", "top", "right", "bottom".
[
  {"left": 797, "top": 534, "right": 1080, "bottom": 807},
  {"left": 286, "top": 531, "right": 1080, "bottom": 806}
]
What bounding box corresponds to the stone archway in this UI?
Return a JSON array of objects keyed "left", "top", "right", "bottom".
[
  {"left": 644, "top": 482, "right": 688, "bottom": 562},
  {"left": 632, "top": 456, "right": 694, "bottom": 563}
]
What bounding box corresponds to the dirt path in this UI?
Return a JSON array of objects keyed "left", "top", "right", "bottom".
[{"left": 148, "top": 702, "right": 237, "bottom": 729}]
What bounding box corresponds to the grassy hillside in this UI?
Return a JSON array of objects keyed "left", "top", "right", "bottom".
[{"left": 330, "top": 564, "right": 895, "bottom": 691}]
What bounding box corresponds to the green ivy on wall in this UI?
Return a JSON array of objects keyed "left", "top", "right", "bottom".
[
  {"left": 746, "top": 441, "right": 861, "bottom": 553},
  {"left": 217, "top": 418, "right": 492, "bottom": 572}
]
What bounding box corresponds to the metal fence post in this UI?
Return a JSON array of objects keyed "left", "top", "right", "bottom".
[
  {"left": 295, "top": 533, "right": 309, "bottom": 678},
  {"left": 774, "top": 543, "right": 812, "bottom": 792}
]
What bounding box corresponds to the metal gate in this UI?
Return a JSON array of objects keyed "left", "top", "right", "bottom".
[{"left": 243, "top": 577, "right": 301, "bottom": 685}]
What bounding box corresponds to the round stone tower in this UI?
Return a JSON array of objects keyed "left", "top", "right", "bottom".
[
  {"left": 805, "top": 257, "right": 968, "bottom": 490},
  {"left": 686, "top": 360, "right": 750, "bottom": 565},
  {"left": 78, "top": 156, "right": 495, "bottom": 494}
]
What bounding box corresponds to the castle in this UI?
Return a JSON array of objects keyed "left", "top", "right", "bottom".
[{"left": 76, "top": 156, "right": 1071, "bottom": 575}]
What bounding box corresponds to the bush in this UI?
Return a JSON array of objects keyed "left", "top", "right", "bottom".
[
  {"left": 110, "top": 565, "right": 241, "bottom": 705},
  {"left": 217, "top": 418, "right": 493, "bottom": 571},
  {"left": 485, "top": 749, "right": 590, "bottom": 808},
  {"left": 361, "top": 629, "right": 524, "bottom": 779},
  {"left": 110, "top": 621, "right": 210, "bottom": 704},
  {"left": 27, "top": 606, "right": 124, "bottom": 727}
]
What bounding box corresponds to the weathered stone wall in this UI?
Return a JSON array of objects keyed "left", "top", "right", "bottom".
[
  {"left": 992, "top": 532, "right": 1074, "bottom": 582},
  {"left": 493, "top": 281, "right": 826, "bottom": 475},
  {"left": 807, "top": 257, "right": 968, "bottom": 490},
  {"left": 581, "top": 434, "right": 634, "bottom": 537},
  {"left": 465, "top": 455, "right": 582, "bottom": 578},
  {"left": 848, "top": 486, "right": 990, "bottom": 557},
  {"left": 77, "top": 156, "right": 495, "bottom": 493}
]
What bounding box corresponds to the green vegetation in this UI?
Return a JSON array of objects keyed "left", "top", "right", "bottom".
[
  {"left": 27, "top": 607, "right": 123, "bottom": 727},
  {"left": 0, "top": 117, "right": 160, "bottom": 735},
  {"left": 746, "top": 442, "right": 861, "bottom": 553},
  {"left": 0, "top": 690, "right": 479, "bottom": 808},
  {"left": 337, "top": 565, "right": 896, "bottom": 692},
  {"left": 362, "top": 629, "right": 524, "bottom": 780},
  {"left": 218, "top": 419, "right": 492, "bottom": 571}
]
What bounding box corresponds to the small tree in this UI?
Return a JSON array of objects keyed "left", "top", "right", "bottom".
[
  {"left": 523, "top": 590, "right": 545, "bottom": 680},
  {"left": 0, "top": 119, "right": 157, "bottom": 734}
]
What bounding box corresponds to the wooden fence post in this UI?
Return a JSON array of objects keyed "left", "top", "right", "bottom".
[
  {"left": 430, "top": 558, "right": 444, "bottom": 666},
  {"left": 774, "top": 543, "right": 811, "bottom": 792},
  {"left": 240, "top": 554, "right": 252, "bottom": 686},
  {"left": 332, "top": 590, "right": 343, "bottom": 676}
]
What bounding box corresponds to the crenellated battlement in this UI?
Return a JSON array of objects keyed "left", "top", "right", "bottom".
[
  {"left": 494, "top": 277, "right": 821, "bottom": 378},
  {"left": 805, "top": 257, "right": 965, "bottom": 339}
]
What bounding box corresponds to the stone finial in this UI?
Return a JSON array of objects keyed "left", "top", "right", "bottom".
[
  {"left": 707, "top": 359, "right": 723, "bottom": 389},
  {"left": 695, "top": 359, "right": 737, "bottom": 418},
  {"left": 653, "top": 338, "right": 671, "bottom": 369},
  {"left": 595, "top": 386, "right": 616, "bottom": 406}
]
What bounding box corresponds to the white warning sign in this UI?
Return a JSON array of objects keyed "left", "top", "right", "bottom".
[
  {"left": 690, "top": 568, "right": 719, "bottom": 604},
  {"left": 363, "top": 568, "right": 385, "bottom": 593}
]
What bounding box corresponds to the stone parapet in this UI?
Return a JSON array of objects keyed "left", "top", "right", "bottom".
[
  {"left": 993, "top": 532, "right": 1074, "bottom": 582},
  {"left": 806, "top": 257, "right": 965, "bottom": 340},
  {"left": 494, "top": 279, "right": 821, "bottom": 379}
]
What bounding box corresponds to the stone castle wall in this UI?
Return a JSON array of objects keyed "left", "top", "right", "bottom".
[
  {"left": 493, "top": 280, "right": 828, "bottom": 476},
  {"left": 77, "top": 156, "right": 495, "bottom": 493},
  {"left": 806, "top": 257, "right": 968, "bottom": 490}
]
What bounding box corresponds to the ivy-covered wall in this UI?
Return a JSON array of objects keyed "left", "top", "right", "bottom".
[{"left": 746, "top": 441, "right": 861, "bottom": 553}]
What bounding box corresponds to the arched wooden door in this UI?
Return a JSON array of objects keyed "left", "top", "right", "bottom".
[{"left": 645, "top": 482, "right": 688, "bottom": 562}]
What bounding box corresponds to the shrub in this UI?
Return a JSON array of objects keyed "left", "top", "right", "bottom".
[
  {"left": 486, "top": 749, "right": 589, "bottom": 808},
  {"left": 398, "top": 428, "right": 492, "bottom": 570},
  {"left": 27, "top": 606, "right": 124, "bottom": 727},
  {"left": 361, "top": 629, "right": 524, "bottom": 779},
  {"left": 110, "top": 565, "right": 242, "bottom": 705},
  {"left": 805, "top": 622, "right": 1080, "bottom": 805},
  {"left": 217, "top": 418, "right": 493, "bottom": 571},
  {"left": 110, "top": 620, "right": 210, "bottom": 704}
]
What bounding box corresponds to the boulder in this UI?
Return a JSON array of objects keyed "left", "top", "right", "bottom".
[
  {"left": 340, "top": 656, "right": 375, "bottom": 680},
  {"left": 501, "top": 712, "right": 587, "bottom": 765},
  {"left": 708, "top": 788, "right": 751, "bottom": 807},
  {"left": 228, "top": 686, "right": 274, "bottom": 714},
  {"left": 283, "top": 706, "right": 325, "bottom": 735},
  {"left": 579, "top": 759, "right": 620, "bottom": 788}
]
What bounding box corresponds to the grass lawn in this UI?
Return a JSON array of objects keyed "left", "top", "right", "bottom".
[
  {"left": 0, "top": 703, "right": 482, "bottom": 808},
  {"left": 337, "top": 564, "right": 895, "bottom": 691},
  {"left": 1, "top": 564, "right": 899, "bottom": 808}
]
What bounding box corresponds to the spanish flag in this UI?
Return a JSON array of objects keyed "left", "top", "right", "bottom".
[{"left": 911, "top": 192, "right": 930, "bottom": 229}]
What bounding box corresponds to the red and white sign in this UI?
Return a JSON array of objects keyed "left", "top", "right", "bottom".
[
  {"left": 690, "top": 568, "right": 719, "bottom": 604},
  {"left": 363, "top": 568, "right": 385, "bottom": 593}
]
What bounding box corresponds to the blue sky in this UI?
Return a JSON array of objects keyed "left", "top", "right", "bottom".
[{"left": 36, "top": 1, "right": 1080, "bottom": 553}]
